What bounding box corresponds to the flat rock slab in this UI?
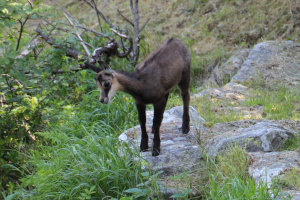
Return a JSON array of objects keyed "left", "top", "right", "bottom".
[
  {"left": 248, "top": 151, "right": 300, "bottom": 199},
  {"left": 216, "top": 105, "right": 264, "bottom": 119},
  {"left": 192, "top": 82, "right": 250, "bottom": 102},
  {"left": 119, "top": 106, "right": 204, "bottom": 176},
  {"left": 205, "top": 121, "right": 296, "bottom": 157}
]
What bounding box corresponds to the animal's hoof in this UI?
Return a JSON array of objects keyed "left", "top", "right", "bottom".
[
  {"left": 182, "top": 126, "right": 190, "bottom": 134},
  {"left": 152, "top": 148, "right": 160, "bottom": 156},
  {"left": 140, "top": 145, "right": 149, "bottom": 152}
]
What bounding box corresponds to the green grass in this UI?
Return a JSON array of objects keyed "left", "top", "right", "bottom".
[
  {"left": 244, "top": 87, "right": 300, "bottom": 120},
  {"left": 191, "top": 96, "right": 243, "bottom": 127},
  {"left": 204, "top": 145, "right": 286, "bottom": 200},
  {"left": 279, "top": 169, "right": 300, "bottom": 190}
]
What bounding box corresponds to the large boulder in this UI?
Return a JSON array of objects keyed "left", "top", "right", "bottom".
[
  {"left": 232, "top": 41, "right": 300, "bottom": 88},
  {"left": 205, "top": 120, "right": 296, "bottom": 157}
]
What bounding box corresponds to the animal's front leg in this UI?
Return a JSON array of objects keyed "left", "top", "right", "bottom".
[
  {"left": 152, "top": 95, "right": 168, "bottom": 156},
  {"left": 136, "top": 103, "right": 148, "bottom": 151}
]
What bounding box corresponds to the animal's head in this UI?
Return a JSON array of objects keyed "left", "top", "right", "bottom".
[{"left": 95, "top": 69, "right": 120, "bottom": 104}]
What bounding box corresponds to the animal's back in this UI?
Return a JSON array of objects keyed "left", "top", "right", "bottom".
[{"left": 135, "top": 38, "right": 191, "bottom": 73}]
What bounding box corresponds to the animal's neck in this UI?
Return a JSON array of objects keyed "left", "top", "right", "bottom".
[{"left": 114, "top": 71, "right": 142, "bottom": 97}]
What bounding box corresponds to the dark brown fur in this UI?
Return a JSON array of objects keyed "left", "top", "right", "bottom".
[{"left": 96, "top": 38, "right": 191, "bottom": 156}]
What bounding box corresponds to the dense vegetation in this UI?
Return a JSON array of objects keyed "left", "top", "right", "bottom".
[
  {"left": 1, "top": 0, "right": 299, "bottom": 199},
  {"left": 0, "top": 1, "right": 151, "bottom": 199}
]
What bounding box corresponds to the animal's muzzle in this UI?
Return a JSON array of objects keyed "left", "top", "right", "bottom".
[{"left": 100, "top": 97, "right": 109, "bottom": 104}]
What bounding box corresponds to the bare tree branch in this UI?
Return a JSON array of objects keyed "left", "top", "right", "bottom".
[
  {"left": 81, "top": 0, "right": 126, "bottom": 34},
  {"left": 117, "top": 9, "right": 134, "bottom": 27},
  {"left": 64, "top": 13, "right": 91, "bottom": 56},
  {"left": 36, "top": 28, "right": 80, "bottom": 59},
  {"left": 91, "top": 0, "right": 103, "bottom": 31},
  {"left": 35, "top": 0, "right": 147, "bottom": 74},
  {"left": 51, "top": 67, "right": 83, "bottom": 74},
  {"left": 130, "top": 0, "right": 140, "bottom": 63},
  {"left": 110, "top": 28, "right": 129, "bottom": 39},
  {"left": 54, "top": 21, "right": 111, "bottom": 38},
  {"left": 140, "top": 18, "right": 150, "bottom": 32},
  {"left": 75, "top": 25, "right": 111, "bottom": 38},
  {"left": 51, "top": 0, "right": 80, "bottom": 24},
  {"left": 16, "top": 15, "right": 29, "bottom": 51}
]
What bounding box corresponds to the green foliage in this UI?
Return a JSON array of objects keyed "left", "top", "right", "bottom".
[{"left": 0, "top": 0, "right": 52, "bottom": 192}]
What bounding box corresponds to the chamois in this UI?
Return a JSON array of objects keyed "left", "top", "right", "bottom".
[{"left": 95, "top": 38, "right": 191, "bottom": 156}]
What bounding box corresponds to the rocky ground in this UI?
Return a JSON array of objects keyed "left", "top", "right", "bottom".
[{"left": 119, "top": 40, "right": 300, "bottom": 199}]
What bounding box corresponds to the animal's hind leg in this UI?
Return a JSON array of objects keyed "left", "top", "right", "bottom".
[
  {"left": 179, "top": 73, "right": 190, "bottom": 134},
  {"left": 152, "top": 94, "right": 169, "bottom": 156}
]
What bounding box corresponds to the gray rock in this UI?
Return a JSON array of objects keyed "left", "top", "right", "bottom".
[
  {"left": 248, "top": 151, "right": 300, "bottom": 200},
  {"left": 205, "top": 48, "right": 250, "bottom": 87},
  {"left": 205, "top": 121, "right": 296, "bottom": 157},
  {"left": 283, "top": 190, "right": 300, "bottom": 200},
  {"left": 248, "top": 151, "right": 300, "bottom": 186},
  {"left": 232, "top": 41, "right": 300, "bottom": 88},
  {"left": 119, "top": 106, "right": 204, "bottom": 176}
]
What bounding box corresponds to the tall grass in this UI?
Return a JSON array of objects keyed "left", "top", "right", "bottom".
[
  {"left": 205, "top": 146, "right": 281, "bottom": 200},
  {"left": 5, "top": 91, "right": 160, "bottom": 199}
]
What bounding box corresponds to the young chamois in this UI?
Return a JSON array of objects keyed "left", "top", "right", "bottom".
[{"left": 95, "top": 38, "right": 191, "bottom": 156}]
